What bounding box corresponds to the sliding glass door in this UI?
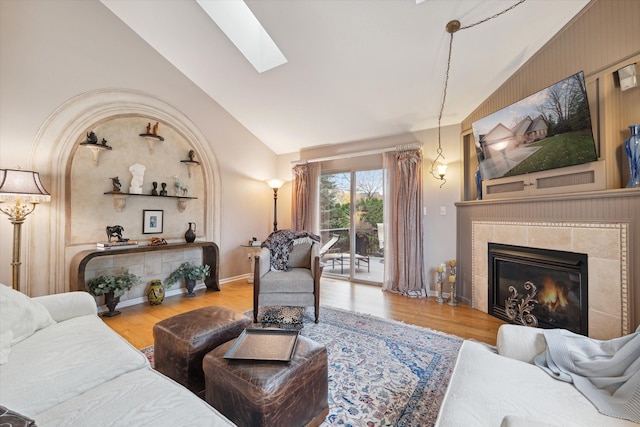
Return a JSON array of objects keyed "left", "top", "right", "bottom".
[{"left": 319, "top": 169, "right": 384, "bottom": 284}]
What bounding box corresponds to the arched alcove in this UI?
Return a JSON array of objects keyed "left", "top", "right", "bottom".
[{"left": 30, "top": 89, "right": 221, "bottom": 294}]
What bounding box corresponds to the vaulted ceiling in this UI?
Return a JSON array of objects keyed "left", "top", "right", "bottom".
[{"left": 100, "top": 0, "right": 590, "bottom": 154}]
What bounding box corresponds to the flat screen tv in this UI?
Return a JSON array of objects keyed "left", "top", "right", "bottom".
[{"left": 472, "top": 71, "right": 598, "bottom": 181}]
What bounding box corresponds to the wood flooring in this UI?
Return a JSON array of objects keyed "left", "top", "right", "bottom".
[{"left": 103, "top": 277, "right": 506, "bottom": 349}]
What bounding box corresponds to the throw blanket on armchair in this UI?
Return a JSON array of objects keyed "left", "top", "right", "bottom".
[
  {"left": 261, "top": 229, "right": 320, "bottom": 271},
  {"left": 534, "top": 326, "right": 640, "bottom": 423}
]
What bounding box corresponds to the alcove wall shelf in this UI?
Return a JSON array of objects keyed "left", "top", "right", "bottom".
[
  {"left": 104, "top": 191, "right": 196, "bottom": 212},
  {"left": 80, "top": 143, "right": 112, "bottom": 167},
  {"left": 139, "top": 133, "right": 164, "bottom": 154},
  {"left": 181, "top": 159, "right": 201, "bottom": 178}
]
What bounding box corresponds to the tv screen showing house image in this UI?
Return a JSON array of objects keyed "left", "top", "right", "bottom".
[{"left": 472, "top": 71, "right": 598, "bottom": 181}]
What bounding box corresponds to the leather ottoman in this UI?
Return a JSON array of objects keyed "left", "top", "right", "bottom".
[
  {"left": 153, "top": 306, "right": 251, "bottom": 396},
  {"left": 203, "top": 335, "right": 329, "bottom": 427}
]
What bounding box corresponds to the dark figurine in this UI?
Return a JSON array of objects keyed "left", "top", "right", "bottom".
[
  {"left": 188, "top": 150, "right": 195, "bottom": 161},
  {"left": 86, "top": 131, "right": 98, "bottom": 144},
  {"left": 110, "top": 176, "right": 122, "bottom": 192},
  {"left": 153, "top": 122, "right": 159, "bottom": 135},
  {"left": 160, "top": 182, "right": 168, "bottom": 196},
  {"left": 146, "top": 122, "right": 151, "bottom": 134},
  {"left": 151, "top": 181, "right": 158, "bottom": 196},
  {"left": 106, "top": 225, "right": 125, "bottom": 243},
  {"left": 100, "top": 138, "right": 108, "bottom": 146}
]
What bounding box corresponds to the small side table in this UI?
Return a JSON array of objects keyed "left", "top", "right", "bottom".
[{"left": 240, "top": 244, "right": 262, "bottom": 284}]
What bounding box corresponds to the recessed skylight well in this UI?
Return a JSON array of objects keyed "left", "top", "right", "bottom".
[{"left": 196, "top": 0, "right": 287, "bottom": 73}]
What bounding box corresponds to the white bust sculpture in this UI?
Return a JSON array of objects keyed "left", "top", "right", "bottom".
[{"left": 129, "top": 163, "right": 146, "bottom": 194}]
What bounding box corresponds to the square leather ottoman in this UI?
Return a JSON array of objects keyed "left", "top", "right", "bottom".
[
  {"left": 203, "top": 335, "right": 329, "bottom": 427},
  {"left": 153, "top": 306, "right": 251, "bottom": 396}
]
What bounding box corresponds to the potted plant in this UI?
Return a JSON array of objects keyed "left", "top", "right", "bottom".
[
  {"left": 87, "top": 269, "right": 140, "bottom": 317},
  {"left": 165, "top": 262, "right": 210, "bottom": 298}
]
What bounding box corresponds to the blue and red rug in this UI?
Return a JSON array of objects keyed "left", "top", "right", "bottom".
[{"left": 142, "top": 306, "right": 462, "bottom": 426}]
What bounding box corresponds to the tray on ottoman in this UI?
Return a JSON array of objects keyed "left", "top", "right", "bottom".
[{"left": 224, "top": 328, "right": 298, "bottom": 362}]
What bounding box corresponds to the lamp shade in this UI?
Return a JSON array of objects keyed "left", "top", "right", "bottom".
[
  {"left": 437, "top": 164, "right": 448, "bottom": 177},
  {"left": 0, "top": 169, "right": 51, "bottom": 203},
  {"left": 266, "top": 179, "right": 284, "bottom": 189}
]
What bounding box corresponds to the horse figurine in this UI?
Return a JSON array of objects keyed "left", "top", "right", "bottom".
[{"left": 173, "top": 176, "right": 189, "bottom": 196}]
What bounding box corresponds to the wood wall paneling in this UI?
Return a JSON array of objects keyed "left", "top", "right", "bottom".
[{"left": 461, "top": 0, "right": 640, "bottom": 197}]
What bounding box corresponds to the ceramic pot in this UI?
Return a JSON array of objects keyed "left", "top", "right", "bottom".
[
  {"left": 185, "top": 222, "right": 196, "bottom": 243},
  {"left": 625, "top": 124, "right": 640, "bottom": 188},
  {"left": 102, "top": 291, "right": 121, "bottom": 317},
  {"left": 147, "top": 280, "right": 165, "bottom": 305},
  {"left": 185, "top": 278, "right": 196, "bottom": 298},
  {"left": 475, "top": 168, "right": 483, "bottom": 200}
]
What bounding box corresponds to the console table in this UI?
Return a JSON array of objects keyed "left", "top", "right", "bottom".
[{"left": 70, "top": 241, "right": 220, "bottom": 292}]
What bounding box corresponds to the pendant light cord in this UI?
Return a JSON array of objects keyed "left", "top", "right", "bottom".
[{"left": 430, "top": 0, "right": 526, "bottom": 187}]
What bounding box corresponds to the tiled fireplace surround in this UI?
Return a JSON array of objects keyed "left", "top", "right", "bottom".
[
  {"left": 456, "top": 189, "right": 640, "bottom": 340},
  {"left": 471, "top": 221, "right": 628, "bottom": 339}
]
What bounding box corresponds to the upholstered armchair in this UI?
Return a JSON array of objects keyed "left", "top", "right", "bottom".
[{"left": 253, "top": 239, "right": 322, "bottom": 323}]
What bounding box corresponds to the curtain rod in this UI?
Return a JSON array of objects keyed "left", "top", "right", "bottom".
[{"left": 291, "top": 142, "right": 422, "bottom": 165}]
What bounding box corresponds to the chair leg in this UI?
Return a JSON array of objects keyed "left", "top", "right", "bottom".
[
  {"left": 253, "top": 258, "right": 259, "bottom": 323},
  {"left": 314, "top": 255, "right": 322, "bottom": 323}
]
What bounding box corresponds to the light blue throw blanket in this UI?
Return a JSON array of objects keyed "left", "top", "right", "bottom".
[{"left": 534, "top": 326, "right": 640, "bottom": 423}]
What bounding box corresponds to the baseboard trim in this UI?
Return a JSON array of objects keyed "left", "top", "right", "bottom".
[{"left": 96, "top": 276, "right": 248, "bottom": 313}]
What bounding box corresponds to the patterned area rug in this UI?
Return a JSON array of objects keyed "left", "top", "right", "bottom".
[{"left": 141, "top": 306, "right": 463, "bottom": 426}]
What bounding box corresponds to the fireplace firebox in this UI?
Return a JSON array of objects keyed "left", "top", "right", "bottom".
[{"left": 488, "top": 243, "right": 588, "bottom": 335}]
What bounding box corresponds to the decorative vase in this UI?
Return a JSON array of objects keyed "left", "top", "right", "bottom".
[
  {"left": 475, "top": 168, "right": 483, "bottom": 200},
  {"left": 102, "top": 291, "right": 121, "bottom": 317},
  {"left": 625, "top": 124, "right": 640, "bottom": 188},
  {"left": 185, "top": 278, "right": 196, "bottom": 298},
  {"left": 185, "top": 222, "right": 196, "bottom": 243},
  {"left": 147, "top": 280, "right": 165, "bottom": 305}
]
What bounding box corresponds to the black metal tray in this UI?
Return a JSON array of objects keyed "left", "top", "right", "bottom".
[{"left": 223, "top": 328, "right": 299, "bottom": 362}]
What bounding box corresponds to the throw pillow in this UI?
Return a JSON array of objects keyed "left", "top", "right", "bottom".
[
  {"left": 260, "top": 306, "right": 305, "bottom": 330},
  {"left": 0, "top": 284, "right": 56, "bottom": 364},
  {"left": 288, "top": 239, "right": 312, "bottom": 269}
]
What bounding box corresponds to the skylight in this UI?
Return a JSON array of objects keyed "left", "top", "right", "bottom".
[{"left": 196, "top": 0, "right": 287, "bottom": 73}]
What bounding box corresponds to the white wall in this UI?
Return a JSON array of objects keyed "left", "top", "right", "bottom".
[
  {"left": 0, "top": 0, "right": 461, "bottom": 297},
  {"left": 414, "top": 124, "right": 461, "bottom": 294},
  {"left": 0, "top": 0, "right": 278, "bottom": 294}
]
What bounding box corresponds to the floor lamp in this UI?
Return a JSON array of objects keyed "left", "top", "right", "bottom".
[
  {"left": 266, "top": 179, "right": 284, "bottom": 232},
  {"left": 0, "top": 168, "right": 51, "bottom": 292}
]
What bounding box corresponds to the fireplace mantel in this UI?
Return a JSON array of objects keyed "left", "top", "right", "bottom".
[
  {"left": 455, "top": 188, "right": 640, "bottom": 338},
  {"left": 457, "top": 187, "right": 640, "bottom": 207}
]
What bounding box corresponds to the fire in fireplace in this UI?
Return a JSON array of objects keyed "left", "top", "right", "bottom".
[{"left": 488, "top": 243, "right": 588, "bottom": 335}]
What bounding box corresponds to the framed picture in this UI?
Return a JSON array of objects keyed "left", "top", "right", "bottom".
[{"left": 143, "top": 210, "right": 163, "bottom": 234}]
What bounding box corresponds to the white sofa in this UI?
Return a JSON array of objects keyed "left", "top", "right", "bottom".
[
  {"left": 435, "top": 324, "right": 637, "bottom": 427},
  {"left": 0, "top": 284, "right": 234, "bottom": 426}
]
